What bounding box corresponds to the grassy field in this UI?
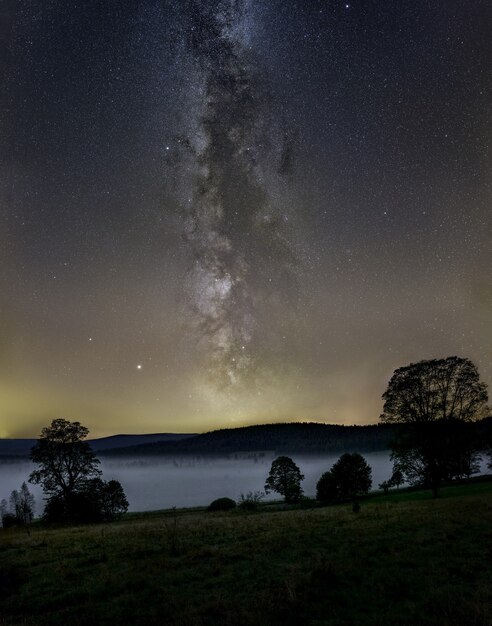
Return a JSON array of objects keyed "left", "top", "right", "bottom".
[{"left": 1, "top": 482, "right": 492, "bottom": 626}]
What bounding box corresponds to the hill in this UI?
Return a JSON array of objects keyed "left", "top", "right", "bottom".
[
  {"left": 0, "top": 433, "right": 195, "bottom": 459},
  {"left": 3, "top": 417, "right": 490, "bottom": 460},
  {"left": 101, "top": 422, "right": 398, "bottom": 456}
]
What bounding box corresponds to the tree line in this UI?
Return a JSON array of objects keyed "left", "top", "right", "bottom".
[{"left": 102, "top": 422, "right": 398, "bottom": 458}]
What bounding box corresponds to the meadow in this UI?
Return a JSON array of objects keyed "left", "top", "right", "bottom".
[{"left": 1, "top": 481, "right": 492, "bottom": 626}]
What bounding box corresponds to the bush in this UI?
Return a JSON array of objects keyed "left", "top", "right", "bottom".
[
  {"left": 1, "top": 513, "right": 20, "bottom": 529},
  {"left": 238, "top": 491, "right": 264, "bottom": 511},
  {"left": 208, "top": 497, "right": 237, "bottom": 512}
]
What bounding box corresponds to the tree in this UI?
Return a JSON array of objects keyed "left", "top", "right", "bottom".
[
  {"left": 265, "top": 456, "right": 304, "bottom": 503},
  {"left": 380, "top": 357, "right": 488, "bottom": 497},
  {"left": 379, "top": 468, "right": 404, "bottom": 494},
  {"left": 378, "top": 480, "right": 391, "bottom": 494},
  {"left": 317, "top": 453, "right": 372, "bottom": 502},
  {"left": 0, "top": 498, "right": 8, "bottom": 528},
  {"left": 1, "top": 484, "right": 35, "bottom": 529},
  {"left": 389, "top": 468, "right": 404, "bottom": 489},
  {"left": 29, "top": 419, "right": 129, "bottom": 524},
  {"left": 10, "top": 482, "right": 35, "bottom": 525},
  {"left": 482, "top": 417, "right": 492, "bottom": 472},
  {"left": 316, "top": 470, "right": 339, "bottom": 502},
  {"left": 98, "top": 479, "right": 129, "bottom": 521},
  {"left": 29, "top": 418, "right": 101, "bottom": 500},
  {"left": 43, "top": 478, "right": 128, "bottom": 523}
]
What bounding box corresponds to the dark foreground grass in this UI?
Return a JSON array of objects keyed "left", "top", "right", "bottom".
[{"left": 1, "top": 482, "right": 492, "bottom": 626}]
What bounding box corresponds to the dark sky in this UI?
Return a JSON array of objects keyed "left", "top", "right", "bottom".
[{"left": 1, "top": 0, "right": 491, "bottom": 437}]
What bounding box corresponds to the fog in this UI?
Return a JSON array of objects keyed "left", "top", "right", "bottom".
[{"left": 0, "top": 452, "right": 489, "bottom": 513}]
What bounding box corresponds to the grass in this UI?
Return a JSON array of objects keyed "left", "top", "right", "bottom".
[{"left": 1, "top": 481, "right": 492, "bottom": 626}]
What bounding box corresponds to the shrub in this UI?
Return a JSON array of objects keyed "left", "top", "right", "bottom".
[
  {"left": 1, "top": 513, "right": 20, "bottom": 529},
  {"left": 238, "top": 491, "right": 264, "bottom": 511},
  {"left": 208, "top": 497, "right": 237, "bottom": 512}
]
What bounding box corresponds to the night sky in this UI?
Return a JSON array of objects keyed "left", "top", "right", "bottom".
[{"left": 1, "top": 1, "right": 491, "bottom": 438}]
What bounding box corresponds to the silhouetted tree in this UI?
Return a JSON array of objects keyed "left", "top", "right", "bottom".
[
  {"left": 1, "top": 484, "right": 35, "bottom": 529},
  {"left": 389, "top": 468, "right": 404, "bottom": 489},
  {"left": 482, "top": 419, "right": 492, "bottom": 472},
  {"left": 100, "top": 479, "right": 129, "bottom": 520},
  {"left": 317, "top": 453, "right": 372, "bottom": 503},
  {"left": 379, "top": 468, "right": 404, "bottom": 494},
  {"left": 0, "top": 498, "right": 8, "bottom": 528},
  {"left": 10, "top": 483, "right": 35, "bottom": 525},
  {"left": 316, "top": 470, "right": 339, "bottom": 502},
  {"left": 265, "top": 456, "right": 304, "bottom": 503},
  {"left": 29, "top": 418, "right": 101, "bottom": 500},
  {"left": 380, "top": 357, "right": 488, "bottom": 497},
  {"left": 43, "top": 478, "right": 128, "bottom": 523},
  {"left": 378, "top": 480, "right": 391, "bottom": 494}
]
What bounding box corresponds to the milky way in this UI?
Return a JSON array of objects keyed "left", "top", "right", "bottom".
[{"left": 174, "top": 0, "right": 299, "bottom": 391}]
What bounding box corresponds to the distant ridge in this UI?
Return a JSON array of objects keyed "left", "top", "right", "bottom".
[
  {"left": 101, "top": 418, "right": 492, "bottom": 457},
  {"left": 100, "top": 422, "right": 398, "bottom": 457},
  {"left": 0, "top": 433, "right": 195, "bottom": 459},
  {"left": 3, "top": 418, "right": 490, "bottom": 460}
]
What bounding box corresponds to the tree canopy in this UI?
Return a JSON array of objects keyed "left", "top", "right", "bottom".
[
  {"left": 380, "top": 356, "right": 488, "bottom": 425},
  {"left": 29, "top": 418, "right": 101, "bottom": 498}
]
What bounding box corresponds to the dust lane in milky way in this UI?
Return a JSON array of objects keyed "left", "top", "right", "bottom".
[{"left": 175, "top": 1, "right": 300, "bottom": 394}]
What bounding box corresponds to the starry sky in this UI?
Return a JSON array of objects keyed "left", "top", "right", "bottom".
[{"left": 1, "top": 0, "right": 491, "bottom": 438}]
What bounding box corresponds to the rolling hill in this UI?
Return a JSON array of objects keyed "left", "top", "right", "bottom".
[
  {"left": 0, "top": 433, "right": 195, "bottom": 459},
  {"left": 100, "top": 422, "right": 398, "bottom": 456}
]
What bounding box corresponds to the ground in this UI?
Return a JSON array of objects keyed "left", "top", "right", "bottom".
[{"left": 1, "top": 481, "right": 492, "bottom": 626}]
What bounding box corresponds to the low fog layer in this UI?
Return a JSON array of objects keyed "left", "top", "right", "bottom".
[{"left": 1, "top": 452, "right": 489, "bottom": 513}]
